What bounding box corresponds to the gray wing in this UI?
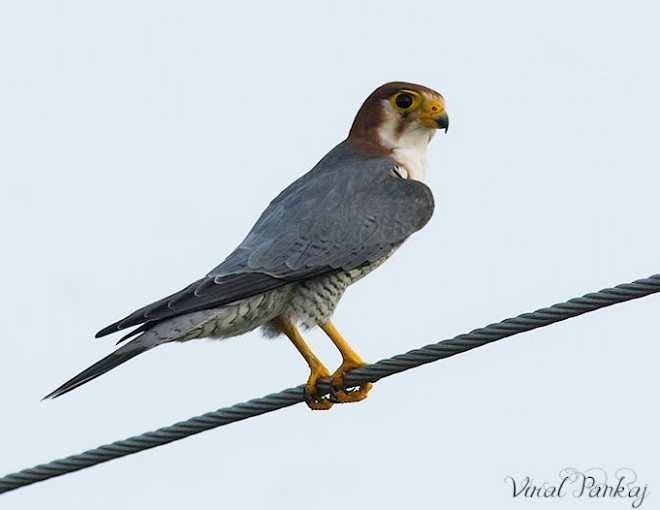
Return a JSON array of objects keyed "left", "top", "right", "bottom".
[
  {"left": 214, "top": 141, "right": 434, "bottom": 278},
  {"left": 96, "top": 140, "right": 434, "bottom": 338}
]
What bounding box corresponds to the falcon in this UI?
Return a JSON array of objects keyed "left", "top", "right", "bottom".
[{"left": 45, "top": 82, "right": 448, "bottom": 409}]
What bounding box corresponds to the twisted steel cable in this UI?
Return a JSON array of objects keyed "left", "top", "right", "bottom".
[{"left": 1, "top": 274, "right": 658, "bottom": 495}]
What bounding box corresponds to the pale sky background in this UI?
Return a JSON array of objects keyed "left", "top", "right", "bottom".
[{"left": 0, "top": 1, "right": 658, "bottom": 508}]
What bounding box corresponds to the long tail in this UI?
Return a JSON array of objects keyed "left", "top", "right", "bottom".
[{"left": 43, "top": 337, "right": 155, "bottom": 399}]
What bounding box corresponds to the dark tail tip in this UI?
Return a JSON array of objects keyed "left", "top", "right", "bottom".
[{"left": 43, "top": 343, "right": 151, "bottom": 400}]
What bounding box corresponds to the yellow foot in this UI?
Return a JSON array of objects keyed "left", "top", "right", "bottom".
[
  {"left": 305, "top": 365, "right": 334, "bottom": 411},
  {"left": 330, "top": 361, "right": 373, "bottom": 403}
]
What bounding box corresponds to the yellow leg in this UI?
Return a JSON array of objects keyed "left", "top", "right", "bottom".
[
  {"left": 275, "top": 317, "right": 333, "bottom": 410},
  {"left": 320, "top": 321, "right": 373, "bottom": 403}
]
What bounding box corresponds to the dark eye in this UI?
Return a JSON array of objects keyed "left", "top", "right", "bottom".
[{"left": 395, "top": 93, "right": 414, "bottom": 109}]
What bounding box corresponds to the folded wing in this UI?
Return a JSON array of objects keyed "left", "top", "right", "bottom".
[{"left": 97, "top": 140, "right": 434, "bottom": 339}]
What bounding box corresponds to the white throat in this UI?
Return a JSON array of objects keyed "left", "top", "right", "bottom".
[{"left": 377, "top": 103, "right": 434, "bottom": 181}]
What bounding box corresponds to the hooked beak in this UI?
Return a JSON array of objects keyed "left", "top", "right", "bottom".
[{"left": 434, "top": 111, "right": 449, "bottom": 133}]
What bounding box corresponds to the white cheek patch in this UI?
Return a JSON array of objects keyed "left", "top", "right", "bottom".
[
  {"left": 376, "top": 103, "right": 401, "bottom": 148},
  {"left": 376, "top": 101, "right": 432, "bottom": 182}
]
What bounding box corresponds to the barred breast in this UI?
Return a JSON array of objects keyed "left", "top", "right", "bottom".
[{"left": 282, "top": 253, "right": 392, "bottom": 329}]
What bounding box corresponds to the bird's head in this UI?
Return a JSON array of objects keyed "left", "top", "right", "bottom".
[{"left": 348, "top": 82, "right": 448, "bottom": 181}]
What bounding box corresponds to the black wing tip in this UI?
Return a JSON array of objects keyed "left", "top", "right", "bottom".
[
  {"left": 96, "top": 319, "right": 139, "bottom": 338},
  {"left": 95, "top": 324, "right": 119, "bottom": 338}
]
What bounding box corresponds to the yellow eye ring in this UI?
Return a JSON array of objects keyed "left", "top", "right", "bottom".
[{"left": 391, "top": 90, "right": 422, "bottom": 112}]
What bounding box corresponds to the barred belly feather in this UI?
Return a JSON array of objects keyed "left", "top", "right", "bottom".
[
  {"left": 151, "top": 253, "right": 394, "bottom": 344},
  {"left": 283, "top": 254, "right": 391, "bottom": 330}
]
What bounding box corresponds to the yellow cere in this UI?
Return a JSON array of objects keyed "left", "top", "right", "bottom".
[{"left": 426, "top": 99, "right": 444, "bottom": 114}]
